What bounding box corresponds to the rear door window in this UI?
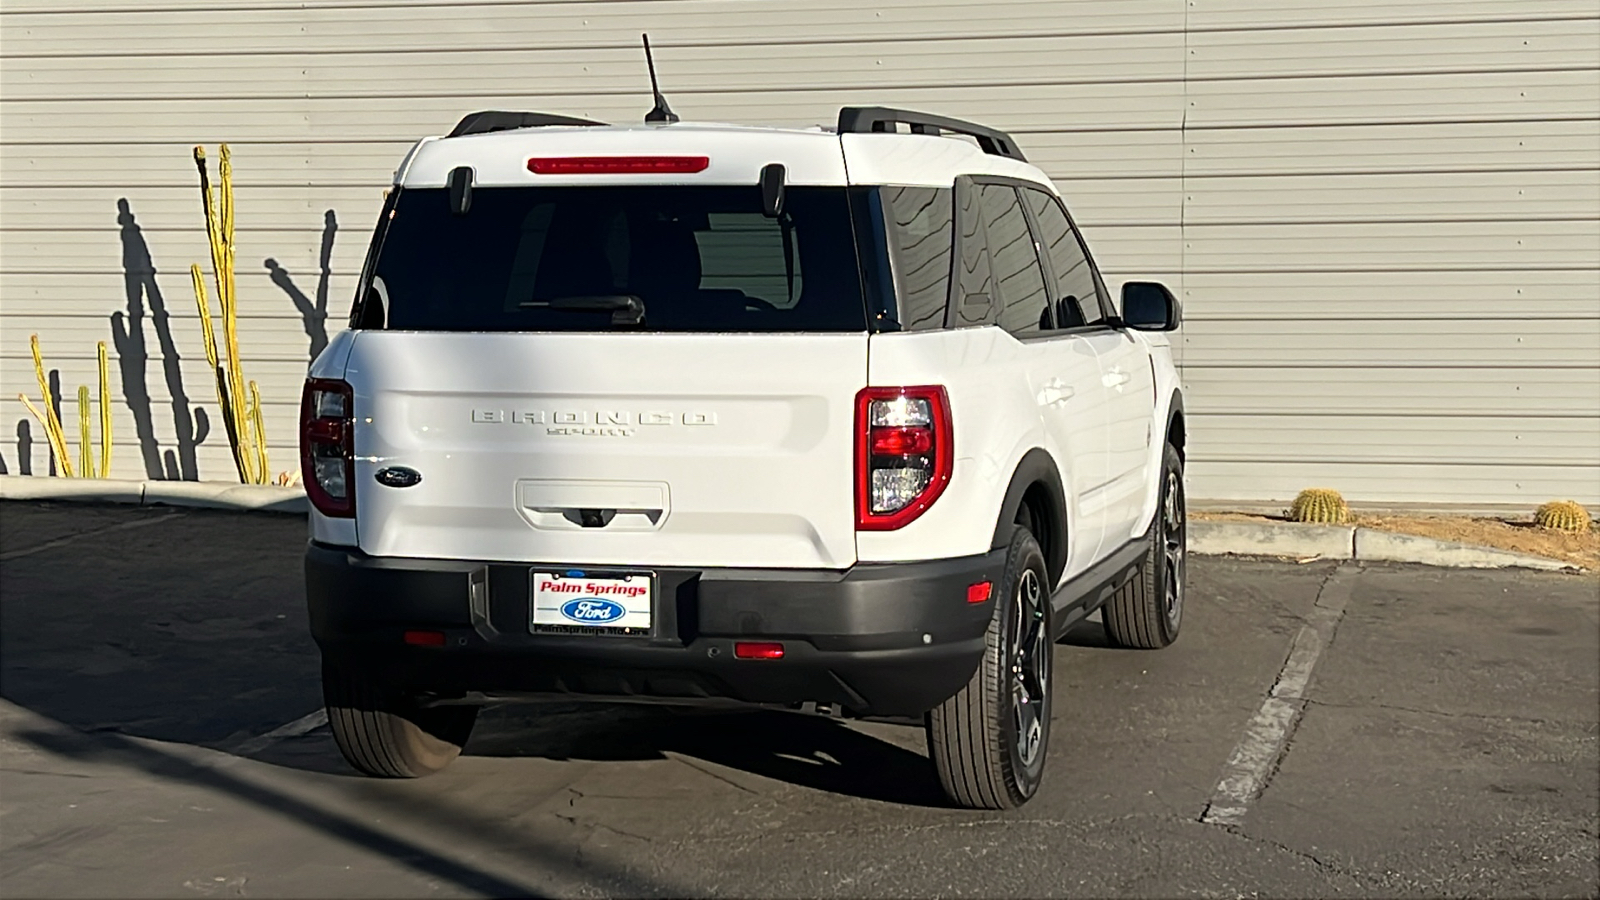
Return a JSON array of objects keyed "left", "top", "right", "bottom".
[
  {"left": 951, "top": 179, "right": 996, "bottom": 327},
  {"left": 363, "top": 185, "right": 870, "bottom": 332},
  {"left": 980, "top": 184, "right": 1051, "bottom": 338}
]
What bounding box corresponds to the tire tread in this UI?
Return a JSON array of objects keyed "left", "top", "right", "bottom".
[
  {"left": 322, "top": 660, "right": 475, "bottom": 778},
  {"left": 1103, "top": 444, "right": 1183, "bottom": 650},
  {"left": 926, "top": 528, "right": 1048, "bottom": 809}
]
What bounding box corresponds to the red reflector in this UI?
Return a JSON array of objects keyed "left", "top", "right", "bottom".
[
  {"left": 734, "top": 641, "right": 785, "bottom": 660},
  {"left": 304, "top": 418, "right": 344, "bottom": 444},
  {"left": 403, "top": 630, "right": 447, "bottom": 647},
  {"left": 528, "top": 155, "right": 710, "bottom": 175},
  {"left": 967, "top": 582, "right": 993, "bottom": 604},
  {"left": 870, "top": 425, "right": 934, "bottom": 457}
]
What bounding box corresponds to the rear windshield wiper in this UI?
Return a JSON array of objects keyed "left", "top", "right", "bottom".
[{"left": 520, "top": 295, "right": 645, "bottom": 326}]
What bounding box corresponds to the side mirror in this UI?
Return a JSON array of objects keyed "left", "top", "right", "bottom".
[{"left": 1121, "top": 281, "right": 1181, "bottom": 331}]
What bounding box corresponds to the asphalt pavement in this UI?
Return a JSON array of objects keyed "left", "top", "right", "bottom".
[{"left": 1, "top": 501, "right": 1596, "bottom": 898}]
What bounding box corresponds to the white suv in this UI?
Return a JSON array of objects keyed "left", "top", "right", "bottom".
[{"left": 302, "top": 106, "right": 1187, "bottom": 809}]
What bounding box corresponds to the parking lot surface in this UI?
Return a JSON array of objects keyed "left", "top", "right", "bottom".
[{"left": 1, "top": 501, "right": 1596, "bottom": 898}]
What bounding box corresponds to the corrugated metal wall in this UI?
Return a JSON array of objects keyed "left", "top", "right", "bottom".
[{"left": 3, "top": 0, "right": 1597, "bottom": 503}]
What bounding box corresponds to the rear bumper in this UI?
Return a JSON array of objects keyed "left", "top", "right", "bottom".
[{"left": 305, "top": 543, "right": 1006, "bottom": 717}]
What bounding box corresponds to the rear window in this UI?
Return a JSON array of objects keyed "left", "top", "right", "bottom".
[{"left": 358, "top": 186, "right": 871, "bottom": 333}]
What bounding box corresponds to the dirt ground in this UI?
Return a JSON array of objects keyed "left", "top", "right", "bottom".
[{"left": 1193, "top": 510, "right": 1600, "bottom": 571}]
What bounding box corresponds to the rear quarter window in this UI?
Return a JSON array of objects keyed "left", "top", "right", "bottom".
[{"left": 881, "top": 186, "right": 953, "bottom": 331}]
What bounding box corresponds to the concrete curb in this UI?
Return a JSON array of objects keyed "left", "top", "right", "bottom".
[
  {"left": 0, "top": 475, "right": 307, "bottom": 514},
  {"left": 1189, "top": 519, "right": 1582, "bottom": 573},
  {"left": 1, "top": 476, "right": 1584, "bottom": 573}
]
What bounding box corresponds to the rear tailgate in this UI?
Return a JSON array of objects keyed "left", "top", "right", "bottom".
[{"left": 346, "top": 331, "right": 866, "bottom": 569}]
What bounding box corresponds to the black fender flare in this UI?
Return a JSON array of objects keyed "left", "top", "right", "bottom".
[{"left": 990, "top": 448, "right": 1069, "bottom": 585}]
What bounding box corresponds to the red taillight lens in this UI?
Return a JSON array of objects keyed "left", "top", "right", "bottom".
[
  {"left": 300, "top": 378, "right": 354, "bottom": 518},
  {"left": 870, "top": 426, "right": 934, "bottom": 457},
  {"left": 403, "top": 629, "right": 446, "bottom": 647},
  {"left": 855, "top": 386, "right": 952, "bottom": 531},
  {"left": 967, "top": 582, "right": 993, "bottom": 604},
  {"left": 527, "top": 156, "right": 710, "bottom": 175},
  {"left": 734, "top": 642, "right": 785, "bottom": 660}
]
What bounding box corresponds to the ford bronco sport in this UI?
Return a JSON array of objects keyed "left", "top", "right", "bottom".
[{"left": 303, "top": 105, "right": 1186, "bottom": 809}]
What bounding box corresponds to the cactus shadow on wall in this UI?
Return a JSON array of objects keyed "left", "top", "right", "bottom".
[
  {"left": 110, "top": 199, "right": 208, "bottom": 480},
  {"left": 12, "top": 420, "right": 33, "bottom": 475},
  {"left": 266, "top": 209, "right": 338, "bottom": 364}
]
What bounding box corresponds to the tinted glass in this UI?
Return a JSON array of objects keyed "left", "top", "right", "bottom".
[
  {"left": 980, "top": 184, "right": 1050, "bottom": 337},
  {"left": 953, "top": 181, "right": 994, "bottom": 326},
  {"left": 882, "top": 186, "right": 953, "bottom": 331},
  {"left": 366, "top": 186, "right": 869, "bottom": 332},
  {"left": 1024, "top": 188, "right": 1104, "bottom": 327}
]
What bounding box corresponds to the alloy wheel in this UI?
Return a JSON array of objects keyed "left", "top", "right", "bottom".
[
  {"left": 1010, "top": 567, "right": 1050, "bottom": 768},
  {"left": 1162, "top": 468, "right": 1186, "bottom": 630}
]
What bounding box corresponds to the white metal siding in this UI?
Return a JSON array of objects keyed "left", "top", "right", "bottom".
[{"left": 2, "top": 0, "right": 1597, "bottom": 504}]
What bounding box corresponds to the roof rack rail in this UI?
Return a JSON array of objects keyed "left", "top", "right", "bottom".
[
  {"left": 836, "top": 106, "right": 1026, "bottom": 162},
  {"left": 448, "top": 110, "right": 607, "bottom": 137}
]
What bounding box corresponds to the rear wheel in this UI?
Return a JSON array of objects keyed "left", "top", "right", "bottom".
[
  {"left": 925, "top": 526, "right": 1053, "bottom": 809},
  {"left": 1103, "top": 442, "right": 1185, "bottom": 649},
  {"left": 322, "top": 658, "right": 478, "bottom": 778}
]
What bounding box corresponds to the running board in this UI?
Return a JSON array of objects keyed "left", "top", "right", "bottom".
[{"left": 1048, "top": 525, "right": 1153, "bottom": 640}]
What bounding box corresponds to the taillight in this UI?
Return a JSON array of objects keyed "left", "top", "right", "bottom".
[
  {"left": 300, "top": 378, "right": 354, "bottom": 518},
  {"left": 855, "top": 386, "right": 952, "bottom": 530}
]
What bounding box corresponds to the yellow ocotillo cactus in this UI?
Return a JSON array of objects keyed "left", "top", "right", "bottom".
[
  {"left": 18, "top": 336, "right": 113, "bottom": 477},
  {"left": 77, "top": 385, "right": 94, "bottom": 478},
  {"left": 98, "top": 341, "right": 112, "bottom": 477},
  {"left": 192, "top": 144, "right": 270, "bottom": 484},
  {"left": 21, "top": 334, "right": 74, "bottom": 476}
]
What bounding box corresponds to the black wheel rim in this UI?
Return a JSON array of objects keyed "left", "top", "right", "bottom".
[
  {"left": 1162, "top": 467, "right": 1185, "bottom": 630},
  {"left": 1010, "top": 567, "right": 1050, "bottom": 769}
]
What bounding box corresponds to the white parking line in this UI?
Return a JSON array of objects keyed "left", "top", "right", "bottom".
[
  {"left": 1201, "top": 563, "right": 1358, "bottom": 826},
  {"left": 0, "top": 512, "right": 185, "bottom": 562},
  {"left": 228, "top": 710, "right": 329, "bottom": 756}
]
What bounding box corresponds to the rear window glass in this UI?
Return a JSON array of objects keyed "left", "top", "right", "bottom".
[{"left": 363, "top": 186, "right": 870, "bottom": 332}]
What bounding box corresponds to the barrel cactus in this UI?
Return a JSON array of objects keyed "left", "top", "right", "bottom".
[
  {"left": 1535, "top": 500, "right": 1592, "bottom": 533},
  {"left": 1289, "top": 488, "right": 1350, "bottom": 525}
]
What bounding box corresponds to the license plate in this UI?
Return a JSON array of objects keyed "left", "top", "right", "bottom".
[{"left": 530, "top": 570, "right": 652, "bottom": 635}]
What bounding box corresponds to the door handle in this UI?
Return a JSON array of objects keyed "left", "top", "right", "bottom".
[
  {"left": 1102, "top": 368, "right": 1131, "bottom": 390},
  {"left": 1037, "top": 380, "right": 1075, "bottom": 407}
]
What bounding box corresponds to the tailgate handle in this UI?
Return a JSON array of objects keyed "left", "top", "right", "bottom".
[
  {"left": 536, "top": 506, "right": 661, "bottom": 530},
  {"left": 517, "top": 480, "right": 669, "bottom": 532}
]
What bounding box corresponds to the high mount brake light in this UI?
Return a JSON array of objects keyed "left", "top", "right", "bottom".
[
  {"left": 300, "top": 378, "right": 355, "bottom": 518},
  {"left": 855, "top": 386, "right": 952, "bottom": 531},
  {"left": 527, "top": 156, "right": 710, "bottom": 175}
]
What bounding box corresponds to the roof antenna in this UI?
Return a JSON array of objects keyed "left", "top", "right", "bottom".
[{"left": 641, "top": 34, "right": 679, "bottom": 124}]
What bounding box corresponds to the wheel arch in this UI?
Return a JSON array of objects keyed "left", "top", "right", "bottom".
[
  {"left": 990, "top": 448, "right": 1069, "bottom": 586},
  {"left": 1166, "top": 390, "right": 1185, "bottom": 459}
]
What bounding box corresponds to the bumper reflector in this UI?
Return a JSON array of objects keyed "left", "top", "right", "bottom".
[
  {"left": 967, "top": 581, "right": 993, "bottom": 604},
  {"left": 734, "top": 641, "right": 785, "bottom": 660},
  {"left": 403, "top": 629, "right": 447, "bottom": 647}
]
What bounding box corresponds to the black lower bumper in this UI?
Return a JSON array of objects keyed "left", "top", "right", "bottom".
[{"left": 305, "top": 543, "right": 1006, "bottom": 717}]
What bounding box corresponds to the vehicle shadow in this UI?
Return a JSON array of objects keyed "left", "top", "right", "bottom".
[
  {"left": 0, "top": 502, "right": 948, "bottom": 808},
  {"left": 1057, "top": 616, "right": 1112, "bottom": 648},
  {"left": 463, "top": 702, "right": 949, "bottom": 807}
]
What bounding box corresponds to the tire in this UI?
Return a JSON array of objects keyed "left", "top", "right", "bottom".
[
  {"left": 1103, "top": 442, "right": 1186, "bottom": 650},
  {"left": 925, "top": 526, "right": 1054, "bottom": 809},
  {"left": 322, "top": 658, "right": 478, "bottom": 778}
]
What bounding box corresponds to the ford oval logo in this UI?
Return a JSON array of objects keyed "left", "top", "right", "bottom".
[
  {"left": 374, "top": 466, "right": 422, "bottom": 488},
  {"left": 560, "top": 598, "right": 626, "bottom": 624}
]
